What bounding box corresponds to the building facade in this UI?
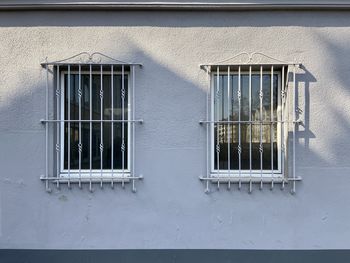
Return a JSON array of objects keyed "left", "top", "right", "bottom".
[{"left": 1, "top": 0, "right": 350, "bottom": 261}]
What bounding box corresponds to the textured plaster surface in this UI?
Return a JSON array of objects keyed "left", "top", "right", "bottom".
[{"left": 0, "top": 11, "right": 350, "bottom": 249}]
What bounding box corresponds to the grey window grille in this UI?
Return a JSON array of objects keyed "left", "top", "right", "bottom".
[
  {"left": 40, "top": 52, "right": 143, "bottom": 192},
  {"left": 199, "top": 52, "right": 302, "bottom": 194}
]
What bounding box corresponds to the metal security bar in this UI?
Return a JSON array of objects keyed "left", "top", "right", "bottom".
[
  {"left": 40, "top": 52, "right": 143, "bottom": 192},
  {"left": 199, "top": 52, "right": 302, "bottom": 194}
]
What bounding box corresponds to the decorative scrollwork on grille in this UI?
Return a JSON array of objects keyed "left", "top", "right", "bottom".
[
  {"left": 121, "top": 88, "right": 126, "bottom": 100},
  {"left": 281, "top": 89, "right": 286, "bottom": 100},
  {"left": 121, "top": 142, "right": 126, "bottom": 152},
  {"left": 259, "top": 144, "right": 264, "bottom": 154},
  {"left": 210, "top": 52, "right": 294, "bottom": 66},
  {"left": 78, "top": 143, "right": 83, "bottom": 153},
  {"left": 216, "top": 144, "right": 220, "bottom": 153},
  {"left": 237, "top": 145, "right": 242, "bottom": 155},
  {"left": 42, "top": 52, "right": 132, "bottom": 65},
  {"left": 78, "top": 88, "right": 82, "bottom": 98},
  {"left": 259, "top": 90, "right": 264, "bottom": 100}
]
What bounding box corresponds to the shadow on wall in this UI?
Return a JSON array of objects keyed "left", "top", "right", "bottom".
[
  {"left": 308, "top": 30, "right": 350, "bottom": 166},
  {"left": 1, "top": 10, "right": 350, "bottom": 27},
  {"left": 0, "top": 37, "right": 208, "bottom": 178},
  {"left": 296, "top": 65, "right": 316, "bottom": 159},
  {"left": 292, "top": 30, "right": 350, "bottom": 168}
]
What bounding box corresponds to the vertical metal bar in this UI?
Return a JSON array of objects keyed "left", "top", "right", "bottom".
[
  {"left": 292, "top": 66, "right": 297, "bottom": 194},
  {"left": 89, "top": 64, "right": 92, "bottom": 192},
  {"left": 270, "top": 66, "right": 274, "bottom": 190},
  {"left": 111, "top": 65, "right": 114, "bottom": 188},
  {"left": 227, "top": 66, "right": 231, "bottom": 189},
  {"left": 238, "top": 66, "right": 242, "bottom": 190},
  {"left": 259, "top": 66, "right": 263, "bottom": 190},
  {"left": 205, "top": 66, "right": 210, "bottom": 193},
  {"left": 286, "top": 66, "right": 291, "bottom": 189},
  {"left": 100, "top": 65, "right": 104, "bottom": 188},
  {"left": 249, "top": 66, "right": 252, "bottom": 193},
  {"left": 56, "top": 65, "right": 60, "bottom": 189},
  {"left": 121, "top": 65, "right": 125, "bottom": 188},
  {"left": 78, "top": 65, "right": 82, "bottom": 189},
  {"left": 281, "top": 66, "right": 285, "bottom": 190},
  {"left": 216, "top": 67, "right": 220, "bottom": 189},
  {"left": 45, "top": 64, "right": 50, "bottom": 192},
  {"left": 132, "top": 65, "right": 136, "bottom": 192},
  {"left": 286, "top": 67, "right": 291, "bottom": 190},
  {"left": 67, "top": 65, "right": 71, "bottom": 189}
]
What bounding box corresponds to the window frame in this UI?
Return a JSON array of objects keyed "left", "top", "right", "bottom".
[
  {"left": 59, "top": 69, "right": 131, "bottom": 178},
  {"left": 210, "top": 69, "right": 283, "bottom": 178}
]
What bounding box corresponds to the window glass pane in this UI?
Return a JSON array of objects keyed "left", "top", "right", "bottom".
[
  {"left": 251, "top": 74, "right": 260, "bottom": 122},
  {"left": 262, "top": 74, "right": 271, "bottom": 121},
  {"left": 251, "top": 123, "right": 260, "bottom": 170},
  {"left": 213, "top": 72, "right": 279, "bottom": 171},
  {"left": 112, "top": 75, "right": 128, "bottom": 170},
  {"left": 240, "top": 75, "right": 250, "bottom": 122},
  {"left": 272, "top": 123, "right": 278, "bottom": 170},
  {"left": 230, "top": 75, "right": 239, "bottom": 122},
  {"left": 81, "top": 75, "right": 90, "bottom": 121},
  {"left": 214, "top": 123, "right": 228, "bottom": 170},
  {"left": 229, "top": 75, "right": 239, "bottom": 169},
  {"left": 273, "top": 74, "right": 278, "bottom": 121},
  {"left": 91, "top": 75, "right": 101, "bottom": 121},
  {"left": 240, "top": 123, "right": 251, "bottom": 170},
  {"left": 213, "top": 75, "right": 226, "bottom": 170},
  {"left": 81, "top": 123, "right": 90, "bottom": 169},
  {"left": 63, "top": 72, "right": 128, "bottom": 171}
]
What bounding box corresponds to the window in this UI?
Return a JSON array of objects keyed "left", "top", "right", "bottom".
[
  {"left": 40, "top": 52, "right": 143, "bottom": 192},
  {"left": 212, "top": 68, "right": 281, "bottom": 174},
  {"left": 199, "top": 52, "right": 302, "bottom": 193},
  {"left": 61, "top": 69, "right": 129, "bottom": 177}
]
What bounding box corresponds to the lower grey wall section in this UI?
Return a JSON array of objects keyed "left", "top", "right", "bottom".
[
  {"left": 1, "top": 10, "right": 350, "bottom": 249},
  {"left": 2, "top": 250, "right": 350, "bottom": 263}
]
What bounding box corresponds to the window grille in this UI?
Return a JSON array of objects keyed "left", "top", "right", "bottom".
[
  {"left": 199, "top": 52, "right": 302, "bottom": 194},
  {"left": 40, "top": 52, "right": 143, "bottom": 192}
]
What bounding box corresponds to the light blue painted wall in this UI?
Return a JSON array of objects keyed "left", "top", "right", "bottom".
[{"left": 0, "top": 10, "right": 350, "bottom": 249}]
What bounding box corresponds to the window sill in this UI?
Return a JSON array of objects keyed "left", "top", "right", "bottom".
[{"left": 40, "top": 174, "right": 143, "bottom": 192}]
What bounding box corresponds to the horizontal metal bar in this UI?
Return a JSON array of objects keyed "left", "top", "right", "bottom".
[
  {"left": 40, "top": 119, "right": 144, "bottom": 124},
  {"left": 199, "top": 120, "right": 302, "bottom": 124},
  {"left": 199, "top": 176, "right": 302, "bottom": 183},
  {"left": 200, "top": 63, "right": 301, "bottom": 69},
  {"left": 41, "top": 62, "right": 142, "bottom": 67},
  {"left": 40, "top": 175, "right": 143, "bottom": 182},
  {"left": 2, "top": 2, "right": 350, "bottom": 11}
]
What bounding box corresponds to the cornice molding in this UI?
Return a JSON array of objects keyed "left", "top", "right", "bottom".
[{"left": 1, "top": 2, "right": 350, "bottom": 11}]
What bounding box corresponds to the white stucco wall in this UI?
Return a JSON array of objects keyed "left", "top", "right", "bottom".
[{"left": 0, "top": 10, "right": 350, "bottom": 249}]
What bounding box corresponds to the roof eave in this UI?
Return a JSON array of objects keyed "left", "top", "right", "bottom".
[{"left": 1, "top": 2, "right": 350, "bottom": 11}]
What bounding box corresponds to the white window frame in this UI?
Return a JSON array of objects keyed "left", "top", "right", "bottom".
[
  {"left": 210, "top": 70, "right": 283, "bottom": 178},
  {"left": 59, "top": 70, "right": 131, "bottom": 178}
]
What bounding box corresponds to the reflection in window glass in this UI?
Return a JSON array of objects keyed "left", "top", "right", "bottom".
[{"left": 214, "top": 73, "right": 279, "bottom": 171}]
